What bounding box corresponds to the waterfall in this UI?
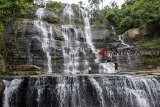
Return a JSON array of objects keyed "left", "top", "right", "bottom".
[
  {"left": 89, "top": 77, "right": 105, "bottom": 107},
  {"left": 99, "top": 63, "right": 115, "bottom": 74},
  {"left": 81, "top": 8, "right": 116, "bottom": 73},
  {"left": 61, "top": 5, "right": 90, "bottom": 74},
  {"left": 2, "top": 76, "right": 160, "bottom": 107},
  {"left": 34, "top": 8, "right": 55, "bottom": 73},
  {"left": 3, "top": 79, "right": 23, "bottom": 107},
  {"left": 81, "top": 8, "right": 95, "bottom": 54},
  {"left": 118, "top": 35, "right": 134, "bottom": 70},
  {"left": 119, "top": 35, "right": 131, "bottom": 48},
  {"left": 56, "top": 76, "right": 81, "bottom": 107},
  {"left": 62, "top": 4, "right": 74, "bottom": 24}
]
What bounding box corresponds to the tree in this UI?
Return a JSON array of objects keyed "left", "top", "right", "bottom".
[
  {"left": 102, "top": 0, "right": 160, "bottom": 35},
  {"left": 88, "top": 0, "right": 105, "bottom": 10},
  {"left": 0, "top": 0, "right": 32, "bottom": 20}
]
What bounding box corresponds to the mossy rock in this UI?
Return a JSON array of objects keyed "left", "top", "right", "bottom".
[
  {"left": 6, "top": 71, "right": 43, "bottom": 76},
  {"left": 11, "top": 64, "right": 42, "bottom": 71},
  {"left": 44, "top": 13, "right": 60, "bottom": 24}
]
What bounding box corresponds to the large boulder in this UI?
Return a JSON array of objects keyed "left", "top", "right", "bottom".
[
  {"left": 44, "top": 9, "right": 60, "bottom": 24},
  {"left": 0, "top": 54, "right": 5, "bottom": 73},
  {"left": 124, "top": 28, "right": 141, "bottom": 39}
]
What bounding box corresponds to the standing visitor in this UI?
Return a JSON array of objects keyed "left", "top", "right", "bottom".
[{"left": 113, "top": 59, "right": 119, "bottom": 72}]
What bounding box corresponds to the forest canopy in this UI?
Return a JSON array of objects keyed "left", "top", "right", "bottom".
[{"left": 102, "top": 0, "right": 160, "bottom": 35}]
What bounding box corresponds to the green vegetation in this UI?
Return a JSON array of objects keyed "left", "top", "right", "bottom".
[
  {"left": 91, "top": 12, "right": 107, "bottom": 27},
  {"left": 0, "top": 0, "right": 33, "bottom": 45},
  {"left": 145, "top": 39, "right": 160, "bottom": 49},
  {"left": 46, "top": 1, "right": 64, "bottom": 9},
  {"left": 102, "top": 0, "right": 160, "bottom": 35},
  {"left": 144, "top": 57, "right": 160, "bottom": 66},
  {"left": 0, "top": 0, "right": 33, "bottom": 20}
]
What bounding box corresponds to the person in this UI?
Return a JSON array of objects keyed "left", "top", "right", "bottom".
[{"left": 113, "top": 59, "right": 119, "bottom": 71}]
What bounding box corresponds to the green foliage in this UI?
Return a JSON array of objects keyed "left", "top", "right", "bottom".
[
  {"left": 0, "top": 0, "right": 33, "bottom": 48},
  {"left": 91, "top": 12, "right": 107, "bottom": 27},
  {"left": 0, "top": 0, "right": 33, "bottom": 20},
  {"left": 144, "top": 39, "right": 160, "bottom": 49},
  {"left": 46, "top": 1, "right": 64, "bottom": 9},
  {"left": 144, "top": 57, "right": 160, "bottom": 66},
  {"left": 102, "top": 0, "right": 160, "bottom": 34}
]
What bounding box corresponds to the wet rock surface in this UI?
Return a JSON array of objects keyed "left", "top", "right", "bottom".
[
  {"left": 0, "top": 55, "right": 5, "bottom": 73},
  {"left": 4, "top": 17, "right": 116, "bottom": 74}
]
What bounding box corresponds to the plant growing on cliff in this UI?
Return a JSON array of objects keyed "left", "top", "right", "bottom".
[{"left": 0, "top": 0, "right": 33, "bottom": 46}]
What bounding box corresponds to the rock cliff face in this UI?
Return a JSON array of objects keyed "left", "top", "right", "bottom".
[
  {"left": 122, "top": 25, "right": 160, "bottom": 70},
  {"left": 0, "top": 54, "right": 5, "bottom": 73},
  {"left": 4, "top": 6, "right": 116, "bottom": 73}
]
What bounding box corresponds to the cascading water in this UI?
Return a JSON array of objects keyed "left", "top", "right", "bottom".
[
  {"left": 2, "top": 79, "right": 23, "bottom": 107},
  {"left": 89, "top": 77, "right": 105, "bottom": 107},
  {"left": 81, "top": 8, "right": 115, "bottom": 73},
  {"left": 62, "top": 4, "right": 75, "bottom": 24},
  {"left": 118, "top": 35, "right": 134, "bottom": 70},
  {"left": 34, "top": 8, "right": 55, "bottom": 73},
  {"left": 61, "top": 5, "right": 90, "bottom": 74},
  {"left": 119, "top": 35, "right": 131, "bottom": 48},
  {"left": 99, "top": 63, "right": 115, "bottom": 74},
  {"left": 81, "top": 8, "right": 95, "bottom": 54},
  {"left": 1, "top": 76, "right": 160, "bottom": 107}
]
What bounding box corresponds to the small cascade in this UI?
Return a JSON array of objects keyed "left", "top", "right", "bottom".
[
  {"left": 99, "top": 63, "right": 115, "bottom": 74},
  {"left": 119, "top": 35, "right": 131, "bottom": 48},
  {"left": 61, "top": 25, "right": 90, "bottom": 74},
  {"left": 3, "top": 79, "right": 23, "bottom": 107},
  {"left": 81, "top": 8, "right": 115, "bottom": 73},
  {"left": 118, "top": 35, "right": 134, "bottom": 70},
  {"left": 34, "top": 8, "right": 55, "bottom": 73},
  {"left": 81, "top": 8, "right": 103, "bottom": 64},
  {"left": 62, "top": 4, "right": 74, "bottom": 24},
  {"left": 28, "top": 42, "right": 33, "bottom": 64},
  {"left": 61, "top": 5, "right": 90, "bottom": 74},
  {"left": 35, "top": 77, "right": 45, "bottom": 107},
  {"left": 89, "top": 77, "right": 105, "bottom": 107},
  {"left": 81, "top": 8, "right": 95, "bottom": 54},
  {"left": 56, "top": 76, "right": 81, "bottom": 107}
]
